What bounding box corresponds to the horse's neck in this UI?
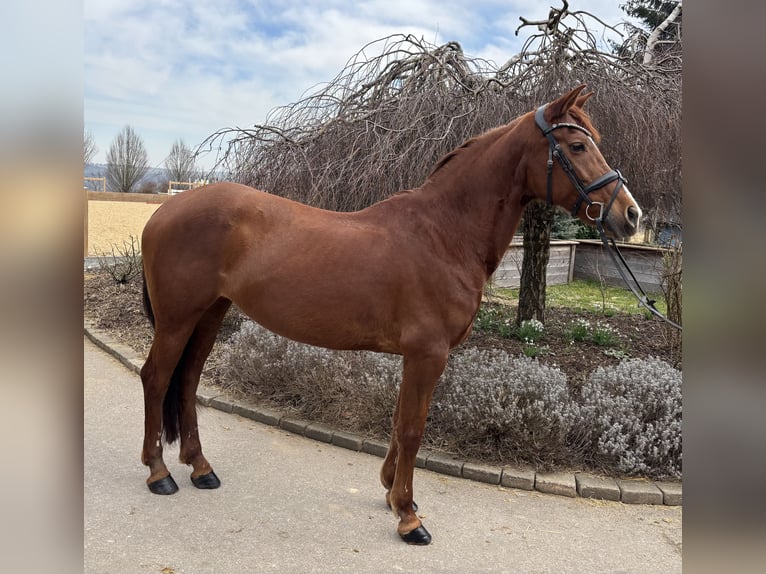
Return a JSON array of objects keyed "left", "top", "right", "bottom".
[{"left": 397, "top": 135, "right": 526, "bottom": 279}]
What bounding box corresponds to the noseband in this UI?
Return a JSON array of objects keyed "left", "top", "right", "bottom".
[{"left": 533, "top": 104, "right": 682, "bottom": 331}]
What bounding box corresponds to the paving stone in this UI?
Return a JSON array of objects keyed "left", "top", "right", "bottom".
[
  {"left": 305, "top": 423, "right": 335, "bottom": 444},
  {"left": 535, "top": 472, "right": 577, "bottom": 498},
  {"left": 618, "top": 480, "right": 663, "bottom": 505},
  {"left": 234, "top": 404, "right": 281, "bottom": 426},
  {"left": 575, "top": 474, "right": 621, "bottom": 501},
  {"left": 414, "top": 449, "right": 431, "bottom": 468},
  {"left": 87, "top": 329, "right": 141, "bottom": 374},
  {"left": 209, "top": 395, "right": 234, "bottom": 413},
  {"left": 331, "top": 430, "right": 363, "bottom": 451},
  {"left": 500, "top": 466, "right": 535, "bottom": 491},
  {"left": 195, "top": 386, "right": 221, "bottom": 407},
  {"left": 462, "top": 462, "right": 502, "bottom": 485},
  {"left": 656, "top": 481, "right": 682, "bottom": 506},
  {"left": 361, "top": 439, "right": 389, "bottom": 458},
  {"left": 425, "top": 453, "right": 463, "bottom": 477},
  {"left": 280, "top": 417, "right": 310, "bottom": 435}
]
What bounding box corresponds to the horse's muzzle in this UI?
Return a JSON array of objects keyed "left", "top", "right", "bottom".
[{"left": 625, "top": 204, "right": 641, "bottom": 235}]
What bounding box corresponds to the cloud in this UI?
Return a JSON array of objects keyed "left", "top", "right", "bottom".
[{"left": 84, "top": 0, "right": 632, "bottom": 169}]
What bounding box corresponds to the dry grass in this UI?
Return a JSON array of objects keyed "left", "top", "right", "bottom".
[{"left": 86, "top": 200, "right": 159, "bottom": 256}]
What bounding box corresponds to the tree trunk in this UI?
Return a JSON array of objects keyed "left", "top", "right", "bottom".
[{"left": 517, "top": 201, "right": 555, "bottom": 325}]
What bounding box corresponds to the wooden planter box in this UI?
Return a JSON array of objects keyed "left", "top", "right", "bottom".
[
  {"left": 572, "top": 239, "right": 668, "bottom": 293},
  {"left": 491, "top": 239, "right": 578, "bottom": 289}
]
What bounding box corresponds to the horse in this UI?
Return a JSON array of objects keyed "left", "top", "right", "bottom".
[{"left": 139, "top": 85, "right": 641, "bottom": 545}]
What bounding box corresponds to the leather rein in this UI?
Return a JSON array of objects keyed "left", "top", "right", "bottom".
[{"left": 534, "top": 105, "right": 682, "bottom": 331}]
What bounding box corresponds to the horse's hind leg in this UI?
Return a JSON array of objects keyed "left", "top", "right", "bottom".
[
  {"left": 140, "top": 324, "right": 196, "bottom": 494},
  {"left": 176, "top": 298, "right": 232, "bottom": 489}
]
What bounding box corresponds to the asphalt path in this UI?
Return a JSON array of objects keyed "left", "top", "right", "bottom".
[{"left": 84, "top": 337, "right": 682, "bottom": 573}]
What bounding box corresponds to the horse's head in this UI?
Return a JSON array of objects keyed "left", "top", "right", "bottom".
[{"left": 527, "top": 85, "right": 641, "bottom": 240}]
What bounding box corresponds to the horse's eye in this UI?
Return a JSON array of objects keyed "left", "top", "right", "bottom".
[{"left": 570, "top": 142, "right": 586, "bottom": 153}]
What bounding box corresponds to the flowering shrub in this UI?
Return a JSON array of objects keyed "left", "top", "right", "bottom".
[
  {"left": 567, "top": 318, "right": 591, "bottom": 342},
  {"left": 473, "top": 303, "right": 514, "bottom": 338},
  {"left": 566, "top": 318, "right": 620, "bottom": 347},
  {"left": 220, "top": 322, "right": 682, "bottom": 478},
  {"left": 221, "top": 321, "right": 400, "bottom": 435},
  {"left": 517, "top": 318, "right": 544, "bottom": 343},
  {"left": 590, "top": 321, "right": 619, "bottom": 347},
  {"left": 581, "top": 357, "right": 682, "bottom": 478},
  {"left": 432, "top": 348, "right": 586, "bottom": 467}
]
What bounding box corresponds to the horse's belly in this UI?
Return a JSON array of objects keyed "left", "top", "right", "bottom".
[{"left": 228, "top": 276, "right": 402, "bottom": 354}]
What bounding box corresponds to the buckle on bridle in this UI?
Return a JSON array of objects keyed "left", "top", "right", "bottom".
[{"left": 585, "top": 201, "right": 604, "bottom": 222}]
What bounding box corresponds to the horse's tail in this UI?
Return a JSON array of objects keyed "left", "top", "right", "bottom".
[
  {"left": 162, "top": 355, "right": 185, "bottom": 445},
  {"left": 142, "top": 271, "right": 155, "bottom": 329},
  {"left": 142, "top": 269, "right": 183, "bottom": 445}
]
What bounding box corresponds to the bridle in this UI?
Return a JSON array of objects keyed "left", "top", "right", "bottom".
[
  {"left": 534, "top": 105, "right": 626, "bottom": 222},
  {"left": 534, "top": 104, "right": 682, "bottom": 330}
]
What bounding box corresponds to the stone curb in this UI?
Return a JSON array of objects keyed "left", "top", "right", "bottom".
[{"left": 84, "top": 322, "right": 682, "bottom": 507}]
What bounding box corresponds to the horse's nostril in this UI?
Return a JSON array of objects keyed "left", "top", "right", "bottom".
[{"left": 627, "top": 205, "right": 639, "bottom": 225}]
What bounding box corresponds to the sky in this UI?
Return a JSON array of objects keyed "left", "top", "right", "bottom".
[{"left": 84, "top": 0, "right": 636, "bottom": 171}]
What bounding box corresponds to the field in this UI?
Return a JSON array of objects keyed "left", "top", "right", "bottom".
[{"left": 86, "top": 199, "right": 160, "bottom": 256}]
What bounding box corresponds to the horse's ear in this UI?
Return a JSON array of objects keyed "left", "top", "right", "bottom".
[
  {"left": 545, "top": 84, "right": 587, "bottom": 122},
  {"left": 575, "top": 91, "right": 594, "bottom": 108}
]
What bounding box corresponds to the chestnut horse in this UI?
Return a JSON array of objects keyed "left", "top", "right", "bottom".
[{"left": 140, "top": 85, "right": 641, "bottom": 545}]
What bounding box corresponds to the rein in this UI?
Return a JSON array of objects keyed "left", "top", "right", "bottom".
[{"left": 534, "top": 105, "right": 682, "bottom": 331}]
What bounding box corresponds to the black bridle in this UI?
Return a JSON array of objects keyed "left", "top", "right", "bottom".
[{"left": 534, "top": 104, "right": 682, "bottom": 330}]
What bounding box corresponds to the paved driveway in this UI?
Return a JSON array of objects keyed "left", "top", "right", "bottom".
[{"left": 84, "top": 337, "right": 681, "bottom": 573}]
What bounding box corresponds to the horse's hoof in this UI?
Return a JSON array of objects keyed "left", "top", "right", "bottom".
[
  {"left": 148, "top": 474, "right": 179, "bottom": 495},
  {"left": 400, "top": 525, "right": 432, "bottom": 545},
  {"left": 191, "top": 470, "right": 221, "bottom": 489}
]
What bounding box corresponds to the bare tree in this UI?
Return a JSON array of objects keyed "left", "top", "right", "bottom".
[
  {"left": 84, "top": 129, "right": 98, "bottom": 165},
  {"left": 620, "top": 0, "right": 682, "bottom": 68},
  {"left": 642, "top": 2, "right": 682, "bottom": 65},
  {"left": 165, "top": 138, "right": 198, "bottom": 183},
  {"left": 106, "top": 125, "right": 149, "bottom": 193}
]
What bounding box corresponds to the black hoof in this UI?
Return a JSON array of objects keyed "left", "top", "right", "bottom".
[
  {"left": 191, "top": 470, "right": 221, "bottom": 489},
  {"left": 387, "top": 500, "right": 419, "bottom": 512},
  {"left": 148, "top": 474, "right": 179, "bottom": 495},
  {"left": 400, "top": 525, "right": 432, "bottom": 545}
]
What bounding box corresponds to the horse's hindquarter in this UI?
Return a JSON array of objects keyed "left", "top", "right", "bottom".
[{"left": 222, "top": 191, "right": 482, "bottom": 354}]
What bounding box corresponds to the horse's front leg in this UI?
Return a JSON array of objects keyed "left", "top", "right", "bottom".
[{"left": 386, "top": 349, "right": 448, "bottom": 545}]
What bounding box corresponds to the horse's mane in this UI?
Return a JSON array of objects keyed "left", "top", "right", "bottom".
[
  {"left": 426, "top": 139, "right": 477, "bottom": 178},
  {"left": 425, "top": 124, "right": 510, "bottom": 182},
  {"left": 417, "top": 104, "right": 599, "bottom": 189}
]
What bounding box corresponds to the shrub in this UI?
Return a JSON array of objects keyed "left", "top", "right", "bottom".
[
  {"left": 219, "top": 322, "right": 682, "bottom": 478},
  {"left": 97, "top": 235, "right": 142, "bottom": 284},
  {"left": 220, "top": 321, "right": 400, "bottom": 436},
  {"left": 432, "top": 348, "right": 587, "bottom": 468},
  {"left": 581, "top": 357, "right": 682, "bottom": 479}
]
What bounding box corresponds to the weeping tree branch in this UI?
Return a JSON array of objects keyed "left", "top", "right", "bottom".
[{"left": 199, "top": 2, "right": 680, "bottom": 226}]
